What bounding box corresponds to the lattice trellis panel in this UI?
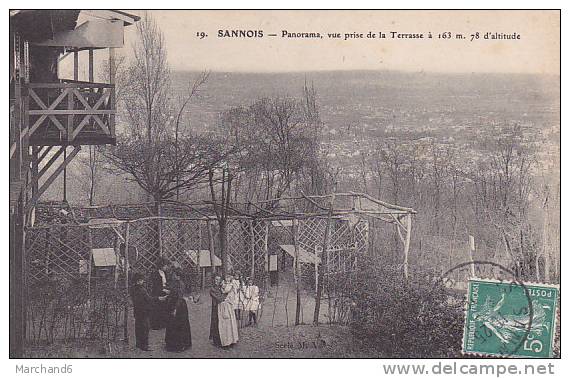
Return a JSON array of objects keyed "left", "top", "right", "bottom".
[
  {"left": 267, "top": 220, "right": 294, "bottom": 266},
  {"left": 90, "top": 225, "right": 122, "bottom": 250},
  {"left": 296, "top": 217, "right": 370, "bottom": 294},
  {"left": 326, "top": 246, "right": 356, "bottom": 274},
  {"left": 226, "top": 219, "right": 247, "bottom": 274},
  {"left": 329, "top": 219, "right": 355, "bottom": 248},
  {"left": 226, "top": 219, "right": 268, "bottom": 284},
  {"left": 160, "top": 219, "right": 203, "bottom": 290},
  {"left": 26, "top": 225, "right": 92, "bottom": 283},
  {"left": 353, "top": 220, "right": 369, "bottom": 255},
  {"left": 127, "top": 219, "right": 161, "bottom": 274},
  {"left": 252, "top": 220, "right": 269, "bottom": 283},
  {"left": 298, "top": 217, "right": 327, "bottom": 253}
]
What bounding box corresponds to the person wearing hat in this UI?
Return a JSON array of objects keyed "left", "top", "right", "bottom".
[
  {"left": 164, "top": 266, "right": 194, "bottom": 352},
  {"left": 149, "top": 258, "right": 171, "bottom": 329},
  {"left": 130, "top": 272, "right": 167, "bottom": 351}
]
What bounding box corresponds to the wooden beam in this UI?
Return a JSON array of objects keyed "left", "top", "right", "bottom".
[
  {"left": 31, "top": 146, "right": 39, "bottom": 198},
  {"left": 88, "top": 49, "right": 94, "bottom": 83},
  {"left": 109, "top": 48, "right": 116, "bottom": 138},
  {"left": 264, "top": 222, "right": 269, "bottom": 289},
  {"left": 63, "top": 148, "right": 67, "bottom": 202},
  {"left": 67, "top": 95, "right": 74, "bottom": 142},
  {"left": 9, "top": 192, "right": 25, "bottom": 357},
  {"left": 37, "top": 147, "right": 65, "bottom": 179},
  {"left": 70, "top": 50, "right": 78, "bottom": 145},
  {"left": 14, "top": 82, "right": 22, "bottom": 180},
  {"left": 123, "top": 222, "right": 130, "bottom": 343},
  {"left": 57, "top": 50, "right": 73, "bottom": 63},
  {"left": 293, "top": 218, "right": 301, "bottom": 326},
  {"left": 29, "top": 134, "right": 116, "bottom": 146},
  {"left": 314, "top": 193, "right": 335, "bottom": 325},
  {"left": 27, "top": 146, "right": 81, "bottom": 211},
  {"left": 28, "top": 88, "right": 71, "bottom": 136},
  {"left": 38, "top": 146, "right": 54, "bottom": 162},
  {"left": 249, "top": 219, "right": 255, "bottom": 280},
  {"left": 403, "top": 214, "right": 412, "bottom": 280},
  {"left": 73, "top": 50, "right": 79, "bottom": 80},
  {"left": 207, "top": 220, "right": 216, "bottom": 275},
  {"left": 10, "top": 143, "right": 17, "bottom": 160},
  {"left": 29, "top": 110, "right": 115, "bottom": 115},
  {"left": 27, "top": 82, "right": 113, "bottom": 89}
]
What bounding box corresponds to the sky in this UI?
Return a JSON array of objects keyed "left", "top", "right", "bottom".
[{"left": 118, "top": 10, "right": 559, "bottom": 74}]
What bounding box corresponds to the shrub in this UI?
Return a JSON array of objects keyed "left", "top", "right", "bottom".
[
  {"left": 348, "top": 255, "right": 464, "bottom": 357},
  {"left": 26, "top": 277, "right": 128, "bottom": 344}
]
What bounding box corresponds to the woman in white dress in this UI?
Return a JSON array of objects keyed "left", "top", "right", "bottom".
[
  {"left": 243, "top": 277, "right": 260, "bottom": 325},
  {"left": 218, "top": 275, "right": 239, "bottom": 347}
]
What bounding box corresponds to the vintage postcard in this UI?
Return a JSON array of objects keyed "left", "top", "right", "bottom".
[{"left": 8, "top": 9, "right": 560, "bottom": 363}]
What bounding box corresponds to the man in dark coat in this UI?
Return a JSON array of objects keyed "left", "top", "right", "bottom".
[
  {"left": 130, "top": 272, "right": 167, "bottom": 351},
  {"left": 149, "top": 258, "right": 171, "bottom": 330},
  {"left": 164, "top": 272, "right": 192, "bottom": 352},
  {"left": 209, "top": 275, "right": 225, "bottom": 347}
]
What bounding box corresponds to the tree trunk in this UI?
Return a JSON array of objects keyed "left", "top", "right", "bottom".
[
  {"left": 153, "top": 199, "right": 162, "bottom": 261},
  {"left": 314, "top": 196, "right": 334, "bottom": 325},
  {"left": 218, "top": 219, "right": 228, "bottom": 276}
]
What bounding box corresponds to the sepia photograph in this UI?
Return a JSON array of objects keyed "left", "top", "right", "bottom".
[{"left": 8, "top": 8, "right": 561, "bottom": 365}]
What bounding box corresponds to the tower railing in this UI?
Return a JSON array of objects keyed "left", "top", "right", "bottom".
[{"left": 25, "top": 81, "right": 116, "bottom": 146}]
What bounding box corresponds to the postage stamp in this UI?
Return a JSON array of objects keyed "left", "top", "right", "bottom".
[{"left": 462, "top": 278, "right": 559, "bottom": 358}]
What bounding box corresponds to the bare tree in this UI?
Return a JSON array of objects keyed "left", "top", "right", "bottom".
[
  {"left": 104, "top": 14, "right": 220, "bottom": 209},
  {"left": 174, "top": 70, "right": 210, "bottom": 200},
  {"left": 219, "top": 85, "right": 323, "bottom": 211},
  {"left": 82, "top": 145, "right": 102, "bottom": 206},
  {"left": 429, "top": 141, "right": 447, "bottom": 236}
]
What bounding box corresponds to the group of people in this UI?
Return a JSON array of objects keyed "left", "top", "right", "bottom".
[
  {"left": 130, "top": 259, "right": 193, "bottom": 352},
  {"left": 209, "top": 272, "right": 261, "bottom": 348},
  {"left": 130, "top": 258, "right": 261, "bottom": 353}
]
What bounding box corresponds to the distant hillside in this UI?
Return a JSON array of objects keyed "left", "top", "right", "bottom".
[
  {"left": 173, "top": 70, "right": 559, "bottom": 135},
  {"left": 42, "top": 70, "right": 560, "bottom": 206}
]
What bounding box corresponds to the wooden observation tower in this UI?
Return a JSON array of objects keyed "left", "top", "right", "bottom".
[{"left": 9, "top": 10, "right": 139, "bottom": 357}]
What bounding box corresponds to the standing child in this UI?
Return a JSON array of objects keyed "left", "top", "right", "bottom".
[
  {"left": 130, "top": 272, "right": 166, "bottom": 351},
  {"left": 243, "top": 277, "right": 260, "bottom": 325}
]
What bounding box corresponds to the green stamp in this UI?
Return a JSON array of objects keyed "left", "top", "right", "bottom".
[{"left": 463, "top": 278, "right": 559, "bottom": 358}]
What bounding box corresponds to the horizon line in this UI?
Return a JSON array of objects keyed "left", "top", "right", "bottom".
[{"left": 169, "top": 68, "right": 560, "bottom": 76}]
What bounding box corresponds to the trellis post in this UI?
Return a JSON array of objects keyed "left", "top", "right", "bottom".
[
  {"left": 87, "top": 227, "right": 93, "bottom": 298},
  {"left": 264, "top": 221, "right": 269, "bottom": 290},
  {"left": 198, "top": 222, "right": 204, "bottom": 289},
  {"left": 249, "top": 219, "right": 255, "bottom": 280},
  {"left": 312, "top": 222, "right": 318, "bottom": 293},
  {"left": 362, "top": 220, "right": 370, "bottom": 255},
  {"left": 157, "top": 202, "right": 163, "bottom": 258},
  {"left": 314, "top": 194, "right": 335, "bottom": 325},
  {"left": 45, "top": 228, "right": 50, "bottom": 276},
  {"left": 207, "top": 220, "right": 216, "bottom": 275},
  {"left": 403, "top": 213, "right": 412, "bottom": 280},
  {"left": 114, "top": 228, "right": 119, "bottom": 289},
  {"left": 292, "top": 217, "right": 301, "bottom": 326},
  {"left": 123, "top": 222, "right": 130, "bottom": 343}
]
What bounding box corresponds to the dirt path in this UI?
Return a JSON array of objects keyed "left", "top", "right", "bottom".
[
  {"left": 25, "top": 275, "right": 372, "bottom": 358},
  {"left": 125, "top": 279, "right": 333, "bottom": 358}
]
